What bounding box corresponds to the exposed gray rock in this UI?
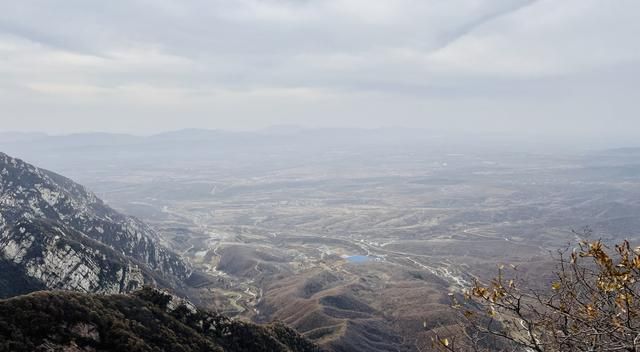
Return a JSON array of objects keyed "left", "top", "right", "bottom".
[{"left": 0, "top": 152, "right": 190, "bottom": 297}]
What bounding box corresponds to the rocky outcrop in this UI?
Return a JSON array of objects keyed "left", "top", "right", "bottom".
[
  {"left": 0, "top": 152, "right": 191, "bottom": 297},
  {"left": 0, "top": 219, "right": 144, "bottom": 294}
]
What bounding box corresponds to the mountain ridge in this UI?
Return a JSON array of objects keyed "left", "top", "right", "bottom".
[
  {"left": 0, "top": 151, "right": 191, "bottom": 297},
  {"left": 0, "top": 288, "right": 322, "bottom": 352}
]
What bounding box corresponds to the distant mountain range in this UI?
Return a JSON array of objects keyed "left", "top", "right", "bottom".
[
  {"left": 0, "top": 128, "right": 451, "bottom": 188},
  {"left": 2, "top": 129, "right": 635, "bottom": 175},
  {"left": 0, "top": 127, "right": 438, "bottom": 149}
]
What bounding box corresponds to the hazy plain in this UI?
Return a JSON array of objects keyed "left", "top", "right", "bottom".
[{"left": 3, "top": 129, "right": 639, "bottom": 351}]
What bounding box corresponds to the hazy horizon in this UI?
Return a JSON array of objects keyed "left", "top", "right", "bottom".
[{"left": 1, "top": 127, "right": 639, "bottom": 154}]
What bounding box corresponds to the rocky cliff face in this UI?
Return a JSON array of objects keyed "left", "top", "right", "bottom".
[{"left": 0, "top": 152, "right": 191, "bottom": 297}]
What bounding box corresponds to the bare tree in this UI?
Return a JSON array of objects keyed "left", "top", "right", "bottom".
[{"left": 433, "top": 239, "right": 640, "bottom": 351}]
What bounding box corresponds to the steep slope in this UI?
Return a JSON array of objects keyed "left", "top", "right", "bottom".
[
  {"left": 0, "top": 288, "right": 321, "bottom": 352},
  {"left": 0, "top": 152, "right": 191, "bottom": 297}
]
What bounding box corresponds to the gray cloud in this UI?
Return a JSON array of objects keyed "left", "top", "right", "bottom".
[{"left": 0, "top": 0, "right": 639, "bottom": 145}]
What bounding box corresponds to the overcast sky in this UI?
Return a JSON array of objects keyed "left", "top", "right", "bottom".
[{"left": 0, "top": 0, "right": 638, "bottom": 143}]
